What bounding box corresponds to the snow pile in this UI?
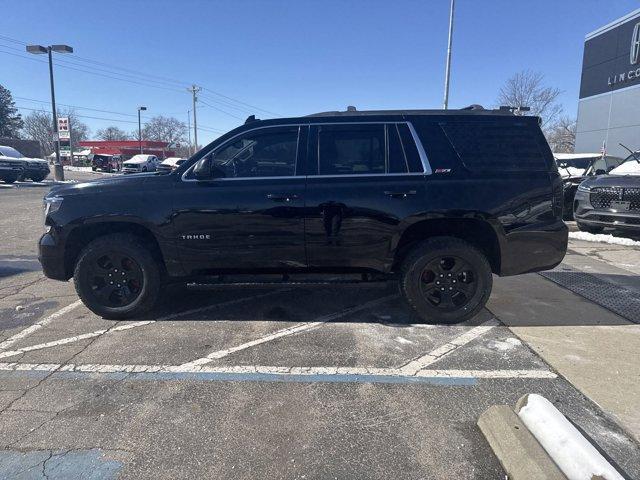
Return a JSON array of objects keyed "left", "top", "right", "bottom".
[
  {"left": 559, "top": 166, "right": 586, "bottom": 178},
  {"left": 609, "top": 161, "right": 640, "bottom": 176},
  {"left": 63, "top": 166, "right": 93, "bottom": 172},
  {"left": 517, "top": 394, "right": 624, "bottom": 480},
  {"left": 569, "top": 231, "right": 640, "bottom": 247}
]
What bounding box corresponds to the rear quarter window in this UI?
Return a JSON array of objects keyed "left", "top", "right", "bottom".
[{"left": 440, "top": 122, "right": 549, "bottom": 172}]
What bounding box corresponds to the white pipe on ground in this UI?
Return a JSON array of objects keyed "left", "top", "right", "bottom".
[{"left": 516, "top": 394, "right": 624, "bottom": 480}]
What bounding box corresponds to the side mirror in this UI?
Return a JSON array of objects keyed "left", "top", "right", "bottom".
[
  {"left": 595, "top": 169, "right": 606, "bottom": 176},
  {"left": 193, "top": 156, "right": 212, "bottom": 180}
]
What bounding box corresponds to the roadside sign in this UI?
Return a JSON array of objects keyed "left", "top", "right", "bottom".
[
  {"left": 58, "top": 117, "right": 70, "bottom": 140},
  {"left": 60, "top": 145, "right": 71, "bottom": 155}
]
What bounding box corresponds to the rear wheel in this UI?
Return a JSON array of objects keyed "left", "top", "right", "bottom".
[
  {"left": 576, "top": 222, "right": 604, "bottom": 234},
  {"left": 399, "top": 237, "right": 493, "bottom": 324},
  {"left": 73, "top": 233, "right": 161, "bottom": 319},
  {"left": 31, "top": 173, "right": 47, "bottom": 182},
  {"left": 3, "top": 175, "right": 17, "bottom": 184}
]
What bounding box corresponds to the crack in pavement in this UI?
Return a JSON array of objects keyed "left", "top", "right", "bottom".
[{"left": 1, "top": 319, "right": 138, "bottom": 448}]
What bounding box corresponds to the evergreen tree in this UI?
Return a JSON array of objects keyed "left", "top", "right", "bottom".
[{"left": 0, "top": 84, "right": 24, "bottom": 138}]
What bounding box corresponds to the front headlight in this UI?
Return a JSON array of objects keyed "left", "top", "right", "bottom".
[
  {"left": 43, "top": 196, "right": 63, "bottom": 218},
  {"left": 577, "top": 184, "right": 591, "bottom": 193}
]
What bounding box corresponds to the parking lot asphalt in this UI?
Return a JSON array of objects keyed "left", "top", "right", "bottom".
[{"left": 1, "top": 171, "right": 639, "bottom": 479}]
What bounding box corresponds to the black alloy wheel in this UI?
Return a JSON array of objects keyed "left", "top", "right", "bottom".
[
  {"left": 399, "top": 237, "right": 492, "bottom": 324},
  {"left": 74, "top": 233, "right": 161, "bottom": 319},
  {"left": 86, "top": 252, "right": 144, "bottom": 307},
  {"left": 419, "top": 255, "right": 478, "bottom": 312}
]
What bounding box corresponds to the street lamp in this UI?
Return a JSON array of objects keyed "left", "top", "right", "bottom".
[
  {"left": 137, "top": 106, "right": 147, "bottom": 153},
  {"left": 26, "top": 44, "right": 73, "bottom": 181}
]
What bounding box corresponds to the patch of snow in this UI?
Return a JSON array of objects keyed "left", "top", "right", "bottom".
[
  {"left": 609, "top": 161, "right": 640, "bottom": 176},
  {"left": 394, "top": 336, "right": 414, "bottom": 345},
  {"left": 569, "top": 231, "right": 640, "bottom": 247},
  {"left": 63, "top": 166, "right": 93, "bottom": 172},
  {"left": 559, "top": 166, "right": 586, "bottom": 179},
  {"left": 517, "top": 394, "right": 624, "bottom": 480}
]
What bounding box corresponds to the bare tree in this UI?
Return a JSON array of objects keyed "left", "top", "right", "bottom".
[
  {"left": 546, "top": 116, "right": 576, "bottom": 153},
  {"left": 96, "top": 126, "right": 130, "bottom": 141},
  {"left": 22, "top": 109, "right": 90, "bottom": 154},
  {"left": 497, "top": 70, "right": 563, "bottom": 128},
  {"left": 136, "top": 115, "right": 187, "bottom": 145}
]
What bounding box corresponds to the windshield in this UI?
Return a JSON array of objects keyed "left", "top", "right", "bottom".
[
  {"left": 0, "top": 146, "right": 23, "bottom": 158},
  {"left": 620, "top": 151, "right": 640, "bottom": 164}
]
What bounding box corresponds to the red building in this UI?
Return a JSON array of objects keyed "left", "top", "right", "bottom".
[{"left": 78, "top": 140, "right": 175, "bottom": 160}]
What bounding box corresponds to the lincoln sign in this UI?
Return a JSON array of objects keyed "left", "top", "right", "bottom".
[{"left": 580, "top": 17, "right": 640, "bottom": 98}]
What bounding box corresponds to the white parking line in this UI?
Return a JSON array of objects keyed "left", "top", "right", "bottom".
[
  {"left": 399, "top": 318, "right": 500, "bottom": 374},
  {"left": 0, "top": 290, "right": 285, "bottom": 360},
  {"left": 0, "top": 300, "right": 83, "bottom": 351},
  {"left": 0, "top": 362, "right": 557, "bottom": 380},
  {"left": 179, "top": 294, "right": 398, "bottom": 369}
]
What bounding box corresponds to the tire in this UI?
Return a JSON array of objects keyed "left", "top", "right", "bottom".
[
  {"left": 91, "top": 167, "right": 97, "bottom": 171},
  {"left": 73, "top": 233, "right": 161, "bottom": 319},
  {"left": 576, "top": 222, "right": 604, "bottom": 234},
  {"left": 31, "top": 174, "right": 47, "bottom": 182},
  {"left": 3, "top": 175, "right": 17, "bottom": 184},
  {"left": 399, "top": 237, "right": 493, "bottom": 324}
]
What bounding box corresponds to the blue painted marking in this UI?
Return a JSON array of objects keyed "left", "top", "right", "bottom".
[
  {"left": 0, "top": 448, "right": 123, "bottom": 480},
  {"left": 1, "top": 369, "right": 477, "bottom": 386}
]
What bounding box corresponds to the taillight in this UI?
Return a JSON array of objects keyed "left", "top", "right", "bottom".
[{"left": 552, "top": 183, "right": 563, "bottom": 218}]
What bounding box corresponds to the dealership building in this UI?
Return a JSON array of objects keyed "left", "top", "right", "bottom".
[{"left": 575, "top": 8, "right": 640, "bottom": 158}]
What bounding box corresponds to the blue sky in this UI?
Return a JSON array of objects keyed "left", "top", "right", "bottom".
[{"left": 2, "top": 0, "right": 638, "bottom": 145}]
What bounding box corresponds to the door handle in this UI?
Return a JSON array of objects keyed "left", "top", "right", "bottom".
[
  {"left": 267, "top": 193, "right": 299, "bottom": 202},
  {"left": 384, "top": 190, "right": 417, "bottom": 198}
]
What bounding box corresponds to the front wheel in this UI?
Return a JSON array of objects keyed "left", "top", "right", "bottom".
[
  {"left": 399, "top": 237, "right": 493, "bottom": 324},
  {"left": 73, "top": 233, "right": 161, "bottom": 319},
  {"left": 3, "top": 175, "right": 18, "bottom": 184}
]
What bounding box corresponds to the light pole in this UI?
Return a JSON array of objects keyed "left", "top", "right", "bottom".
[
  {"left": 187, "top": 110, "right": 192, "bottom": 156},
  {"left": 443, "top": 0, "right": 455, "bottom": 109},
  {"left": 26, "top": 44, "right": 73, "bottom": 181},
  {"left": 137, "top": 106, "right": 147, "bottom": 153}
]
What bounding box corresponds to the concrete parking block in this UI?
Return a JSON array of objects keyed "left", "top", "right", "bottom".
[{"left": 478, "top": 404, "right": 567, "bottom": 480}]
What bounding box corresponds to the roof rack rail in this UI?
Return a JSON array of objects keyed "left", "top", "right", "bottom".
[{"left": 460, "top": 104, "right": 485, "bottom": 110}]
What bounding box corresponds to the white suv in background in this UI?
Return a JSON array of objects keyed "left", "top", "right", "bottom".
[{"left": 122, "top": 154, "right": 159, "bottom": 174}]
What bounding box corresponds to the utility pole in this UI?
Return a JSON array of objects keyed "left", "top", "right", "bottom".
[
  {"left": 188, "top": 85, "right": 201, "bottom": 153},
  {"left": 187, "top": 110, "right": 192, "bottom": 156},
  {"left": 443, "top": 0, "right": 455, "bottom": 109},
  {"left": 137, "top": 106, "right": 147, "bottom": 153}
]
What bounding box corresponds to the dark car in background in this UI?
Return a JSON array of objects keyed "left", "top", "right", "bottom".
[
  {"left": 90, "top": 154, "right": 121, "bottom": 173},
  {"left": 554, "top": 153, "right": 623, "bottom": 220},
  {"left": 20, "top": 157, "right": 50, "bottom": 182},
  {"left": 574, "top": 152, "right": 640, "bottom": 233},
  {"left": 0, "top": 146, "right": 26, "bottom": 183},
  {"left": 157, "top": 157, "right": 187, "bottom": 173}
]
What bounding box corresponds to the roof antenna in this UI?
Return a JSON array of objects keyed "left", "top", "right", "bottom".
[
  {"left": 245, "top": 115, "right": 257, "bottom": 124},
  {"left": 346, "top": 106, "right": 357, "bottom": 112}
]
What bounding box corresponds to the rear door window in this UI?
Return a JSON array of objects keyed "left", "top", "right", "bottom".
[
  {"left": 440, "top": 122, "right": 548, "bottom": 172},
  {"left": 317, "top": 124, "right": 385, "bottom": 175}
]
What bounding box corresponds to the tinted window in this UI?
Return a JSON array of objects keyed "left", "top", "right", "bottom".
[
  {"left": 318, "top": 124, "right": 384, "bottom": 175},
  {"left": 387, "top": 124, "right": 408, "bottom": 173},
  {"left": 0, "top": 146, "right": 22, "bottom": 158},
  {"left": 213, "top": 127, "right": 298, "bottom": 178},
  {"left": 440, "top": 122, "right": 548, "bottom": 172},
  {"left": 397, "top": 124, "right": 423, "bottom": 172}
]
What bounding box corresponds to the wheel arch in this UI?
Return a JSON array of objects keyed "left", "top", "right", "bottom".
[
  {"left": 64, "top": 221, "right": 167, "bottom": 279},
  {"left": 392, "top": 217, "right": 503, "bottom": 274}
]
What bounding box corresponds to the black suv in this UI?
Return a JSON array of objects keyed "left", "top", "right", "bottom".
[{"left": 39, "top": 107, "right": 567, "bottom": 323}]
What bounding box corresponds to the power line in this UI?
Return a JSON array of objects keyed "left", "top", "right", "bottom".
[
  {"left": 198, "top": 99, "right": 243, "bottom": 120},
  {"left": 0, "top": 34, "right": 280, "bottom": 116},
  {"left": 16, "top": 105, "right": 142, "bottom": 125}
]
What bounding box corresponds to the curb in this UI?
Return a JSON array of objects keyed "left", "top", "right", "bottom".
[
  {"left": 478, "top": 405, "right": 567, "bottom": 480},
  {"left": 478, "top": 394, "right": 625, "bottom": 480}
]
